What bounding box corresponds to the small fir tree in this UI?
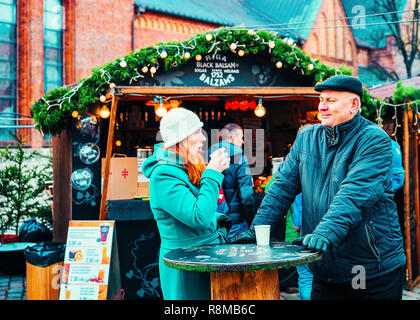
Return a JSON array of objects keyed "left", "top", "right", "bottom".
[{"left": 0, "top": 134, "right": 52, "bottom": 237}]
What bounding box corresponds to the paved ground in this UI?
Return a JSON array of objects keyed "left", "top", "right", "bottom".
[{"left": 1, "top": 271, "right": 420, "bottom": 300}]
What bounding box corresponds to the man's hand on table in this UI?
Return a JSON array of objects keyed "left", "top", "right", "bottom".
[
  {"left": 292, "top": 233, "right": 330, "bottom": 253},
  {"left": 227, "top": 228, "right": 256, "bottom": 244}
]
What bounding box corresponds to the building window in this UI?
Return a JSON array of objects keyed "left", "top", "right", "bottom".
[
  {"left": 319, "top": 13, "right": 327, "bottom": 57},
  {"left": 44, "top": 0, "right": 63, "bottom": 93},
  {"left": 0, "top": 0, "right": 17, "bottom": 141},
  {"left": 346, "top": 41, "right": 353, "bottom": 62},
  {"left": 337, "top": 21, "right": 344, "bottom": 60}
]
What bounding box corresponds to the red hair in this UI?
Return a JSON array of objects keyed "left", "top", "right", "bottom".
[{"left": 165, "top": 144, "right": 206, "bottom": 186}]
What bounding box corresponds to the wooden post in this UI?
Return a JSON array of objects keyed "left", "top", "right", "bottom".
[
  {"left": 210, "top": 270, "right": 280, "bottom": 300},
  {"left": 414, "top": 128, "right": 420, "bottom": 277},
  {"left": 403, "top": 108, "right": 413, "bottom": 290},
  {"left": 99, "top": 95, "right": 119, "bottom": 220},
  {"left": 52, "top": 124, "right": 72, "bottom": 243}
]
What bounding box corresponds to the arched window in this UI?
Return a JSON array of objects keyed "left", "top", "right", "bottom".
[
  {"left": 44, "top": 0, "right": 63, "bottom": 93},
  {"left": 308, "top": 33, "right": 319, "bottom": 56},
  {"left": 327, "top": 0, "right": 335, "bottom": 57},
  {"left": 319, "top": 13, "right": 327, "bottom": 56},
  {"left": 345, "top": 41, "right": 353, "bottom": 61},
  {"left": 337, "top": 21, "right": 344, "bottom": 60},
  {"left": 0, "top": 0, "right": 17, "bottom": 140}
]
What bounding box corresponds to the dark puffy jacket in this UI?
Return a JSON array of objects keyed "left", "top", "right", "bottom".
[
  {"left": 253, "top": 112, "right": 406, "bottom": 283},
  {"left": 208, "top": 141, "right": 255, "bottom": 225}
]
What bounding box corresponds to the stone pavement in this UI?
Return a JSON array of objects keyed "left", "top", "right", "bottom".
[
  {"left": 1, "top": 270, "right": 420, "bottom": 300},
  {"left": 0, "top": 272, "right": 26, "bottom": 300}
]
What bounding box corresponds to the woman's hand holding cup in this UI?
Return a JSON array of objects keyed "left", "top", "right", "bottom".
[{"left": 207, "top": 148, "right": 230, "bottom": 173}]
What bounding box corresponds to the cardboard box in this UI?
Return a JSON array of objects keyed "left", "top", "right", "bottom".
[
  {"left": 101, "top": 157, "right": 137, "bottom": 200},
  {"left": 136, "top": 182, "right": 149, "bottom": 197}
]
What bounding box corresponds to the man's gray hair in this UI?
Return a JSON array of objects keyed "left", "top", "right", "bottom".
[{"left": 220, "top": 123, "right": 243, "bottom": 141}]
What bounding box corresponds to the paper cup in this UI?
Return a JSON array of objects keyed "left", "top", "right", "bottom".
[{"left": 255, "top": 225, "right": 271, "bottom": 246}]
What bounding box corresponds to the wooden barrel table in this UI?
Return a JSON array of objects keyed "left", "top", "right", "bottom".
[{"left": 163, "top": 242, "right": 321, "bottom": 300}]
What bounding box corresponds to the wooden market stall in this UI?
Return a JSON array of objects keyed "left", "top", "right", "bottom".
[{"left": 34, "top": 29, "right": 419, "bottom": 298}]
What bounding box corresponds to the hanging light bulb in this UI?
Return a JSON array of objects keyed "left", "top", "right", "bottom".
[
  {"left": 71, "top": 110, "right": 79, "bottom": 118},
  {"left": 160, "top": 49, "right": 168, "bottom": 59},
  {"left": 99, "top": 105, "right": 110, "bottom": 119},
  {"left": 155, "top": 97, "right": 167, "bottom": 117},
  {"left": 184, "top": 51, "right": 191, "bottom": 59},
  {"left": 254, "top": 99, "right": 266, "bottom": 117}
]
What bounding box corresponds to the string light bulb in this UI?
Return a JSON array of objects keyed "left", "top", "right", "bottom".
[
  {"left": 184, "top": 51, "right": 191, "bottom": 59},
  {"left": 287, "top": 38, "right": 294, "bottom": 46},
  {"left": 141, "top": 66, "right": 148, "bottom": 73},
  {"left": 276, "top": 61, "right": 283, "bottom": 69},
  {"left": 205, "top": 34, "right": 213, "bottom": 41},
  {"left": 195, "top": 54, "right": 202, "bottom": 61},
  {"left": 155, "top": 97, "right": 167, "bottom": 117},
  {"left": 99, "top": 105, "right": 110, "bottom": 119},
  {"left": 150, "top": 66, "right": 157, "bottom": 74},
  {"left": 308, "top": 63, "right": 314, "bottom": 71},
  {"left": 115, "top": 140, "right": 122, "bottom": 147},
  {"left": 268, "top": 40, "right": 275, "bottom": 49},
  {"left": 99, "top": 95, "right": 106, "bottom": 102},
  {"left": 238, "top": 49, "right": 245, "bottom": 57},
  {"left": 230, "top": 43, "right": 237, "bottom": 51},
  {"left": 160, "top": 50, "right": 168, "bottom": 59},
  {"left": 71, "top": 110, "right": 79, "bottom": 118},
  {"left": 119, "top": 60, "right": 127, "bottom": 68},
  {"left": 254, "top": 99, "right": 266, "bottom": 117}
]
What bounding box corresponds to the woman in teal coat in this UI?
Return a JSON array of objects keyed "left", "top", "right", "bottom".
[{"left": 142, "top": 107, "right": 231, "bottom": 300}]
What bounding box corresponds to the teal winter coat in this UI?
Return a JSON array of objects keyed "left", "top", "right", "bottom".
[
  {"left": 253, "top": 112, "right": 406, "bottom": 283},
  {"left": 142, "top": 143, "right": 226, "bottom": 300}
]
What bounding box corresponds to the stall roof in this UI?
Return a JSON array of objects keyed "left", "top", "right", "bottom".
[
  {"left": 368, "top": 76, "right": 420, "bottom": 99},
  {"left": 134, "top": 0, "right": 323, "bottom": 39}
]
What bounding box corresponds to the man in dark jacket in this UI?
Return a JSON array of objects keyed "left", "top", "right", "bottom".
[
  {"left": 230, "top": 75, "right": 406, "bottom": 300},
  {"left": 209, "top": 123, "right": 255, "bottom": 237}
]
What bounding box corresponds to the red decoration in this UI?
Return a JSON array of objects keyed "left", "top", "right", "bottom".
[{"left": 225, "top": 99, "right": 256, "bottom": 111}]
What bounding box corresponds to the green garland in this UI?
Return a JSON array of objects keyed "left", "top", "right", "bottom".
[{"left": 31, "top": 28, "right": 415, "bottom": 135}]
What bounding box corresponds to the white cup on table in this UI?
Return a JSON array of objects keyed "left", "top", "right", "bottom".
[{"left": 255, "top": 225, "right": 271, "bottom": 246}]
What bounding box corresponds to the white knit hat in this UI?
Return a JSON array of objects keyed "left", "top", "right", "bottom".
[{"left": 159, "top": 108, "right": 203, "bottom": 148}]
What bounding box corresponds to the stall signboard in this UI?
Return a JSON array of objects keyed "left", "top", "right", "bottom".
[
  {"left": 138, "top": 53, "right": 313, "bottom": 88},
  {"left": 59, "top": 220, "right": 121, "bottom": 300}
]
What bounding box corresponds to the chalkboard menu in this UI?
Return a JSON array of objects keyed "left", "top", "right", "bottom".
[{"left": 138, "top": 53, "right": 312, "bottom": 88}]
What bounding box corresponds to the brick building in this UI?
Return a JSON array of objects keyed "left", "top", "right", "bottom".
[
  {"left": 0, "top": 0, "right": 218, "bottom": 148},
  {"left": 1, "top": 0, "right": 410, "bottom": 147}
]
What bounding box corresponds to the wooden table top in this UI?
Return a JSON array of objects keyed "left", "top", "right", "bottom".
[{"left": 163, "top": 242, "right": 322, "bottom": 272}]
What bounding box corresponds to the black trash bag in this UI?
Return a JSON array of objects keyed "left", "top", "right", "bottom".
[
  {"left": 18, "top": 217, "right": 52, "bottom": 243},
  {"left": 24, "top": 241, "right": 65, "bottom": 267}
]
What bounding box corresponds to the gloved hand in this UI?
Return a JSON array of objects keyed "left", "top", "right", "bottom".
[
  {"left": 301, "top": 233, "right": 330, "bottom": 253},
  {"left": 291, "top": 237, "right": 304, "bottom": 246},
  {"left": 217, "top": 214, "right": 232, "bottom": 234},
  {"left": 227, "top": 228, "right": 256, "bottom": 244}
]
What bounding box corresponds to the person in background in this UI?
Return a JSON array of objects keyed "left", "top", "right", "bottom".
[
  {"left": 142, "top": 108, "right": 231, "bottom": 300},
  {"left": 208, "top": 123, "right": 255, "bottom": 237},
  {"left": 266, "top": 173, "right": 312, "bottom": 300},
  {"left": 390, "top": 139, "right": 405, "bottom": 192},
  {"left": 230, "top": 75, "right": 406, "bottom": 300}
]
